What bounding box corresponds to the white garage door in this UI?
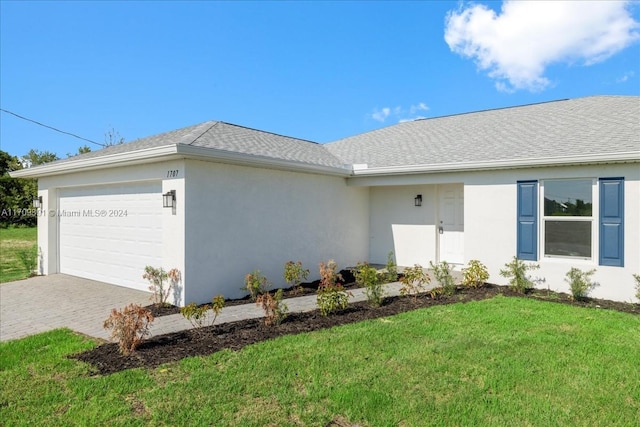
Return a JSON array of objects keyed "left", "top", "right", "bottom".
[{"left": 58, "top": 182, "right": 163, "bottom": 290}]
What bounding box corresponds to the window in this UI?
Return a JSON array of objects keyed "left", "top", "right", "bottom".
[
  {"left": 542, "top": 179, "right": 593, "bottom": 259},
  {"left": 516, "top": 177, "right": 624, "bottom": 266}
]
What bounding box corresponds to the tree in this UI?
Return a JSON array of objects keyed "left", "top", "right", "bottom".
[
  {"left": 104, "top": 127, "right": 125, "bottom": 146},
  {"left": 22, "top": 149, "right": 59, "bottom": 168},
  {"left": 67, "top": 145, "right": 92, "bottom": 158},
  {"left": 0, "top": 150, "right": 36, "bottom": 227}
]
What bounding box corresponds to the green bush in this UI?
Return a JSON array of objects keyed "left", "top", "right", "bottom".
[
  {"left": 355, "top": 262, "right": 385, "bottom": 307},
  {"left": 565, "top": 268, "right": 598, "bottom": 300},
  {"left": 317, "top": 284, "right": 350, "bottom": 316},
  {"left": 383, "top": 251, "right": 398, "bottom": 283},
  {"left": 400, "top": 264, "right": 430, "bottom": 301},
  {"left": 317, "top": 259, "right": 349, "bottom": 315},
  {"left": 461, "top": 259, "right": 489, "bottom": 288},
  {"left": 180, "top": 295, "right": 225, "bottom": 330},
  {"left": 429, "top": 260, "right": 456, "bottom": 296},
  {"left": 499, "top": 257, "right": 539, "bottom": 294},
  {"left": 284, "top": 261, "right": 310, "bottom": 295},
  {"left": 16, "top": 245, "right": 37, "bottom": 277},
  {"left": 244, "top": 270, "right": 269, "bottom": 300}
]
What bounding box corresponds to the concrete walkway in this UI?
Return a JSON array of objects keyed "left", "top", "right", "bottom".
[{"left": 1, "top": 273, "right": 447, "bottom": 342}]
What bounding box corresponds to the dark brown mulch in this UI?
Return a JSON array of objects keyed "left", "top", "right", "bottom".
[
  {"left": 145, "top": 269, "right": 360, "bottom": 315},
  {"left": 72, "top": 284, "right": 638, "bottom": 376}
]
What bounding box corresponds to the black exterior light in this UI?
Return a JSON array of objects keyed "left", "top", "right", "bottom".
[
  {"left": 414, "top": 194, "right": 422, "bottom": 207},
  {"left": 163, "top": 190, "right": 176, "bottom": 208},
  {"left": 32, "top": 196, "right": 43, "bottom": 209}
]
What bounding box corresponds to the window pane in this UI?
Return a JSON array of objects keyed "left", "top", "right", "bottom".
[
  {"left": 544, "top": 221, "right": 591, "bottom": 258},
  {"left": 544, "top": 180, "right": 592, "bottom": 216}
]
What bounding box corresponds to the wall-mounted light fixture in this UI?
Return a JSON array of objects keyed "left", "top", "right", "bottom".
[
  {"left": 32, "top": 196, "right": 43, "bottom": 209},
  {"left": 414, "top": 194, "right": 422, "bottom": 207},
  {"left": 163, "top": 190, "right": 176, "bottom": 214}
]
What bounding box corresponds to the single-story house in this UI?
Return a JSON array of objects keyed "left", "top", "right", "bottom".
[{"left": 12, "top": 95, "right": 640, "bottom": 304}]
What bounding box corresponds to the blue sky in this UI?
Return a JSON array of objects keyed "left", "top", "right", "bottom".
[{"left": 1, "top": 1, "right": 639, "bottom": 159}]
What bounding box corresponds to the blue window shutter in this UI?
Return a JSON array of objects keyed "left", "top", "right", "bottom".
[
  {"left": 599, "top": 178, "right": 624, "bottom": 266},
  {"left": 517, "top": 181, "right": 538, "bottom": 260}
]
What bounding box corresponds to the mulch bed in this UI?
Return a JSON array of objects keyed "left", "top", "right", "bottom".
[
  {"left": 72, "top": 284, "right": 639, "bottom": 375},
  {"left": 143, "top": 269, "right": 359, "bottom": 316}
]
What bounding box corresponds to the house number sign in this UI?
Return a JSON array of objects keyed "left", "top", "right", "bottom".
[{"left": 166, "top": 170, "right": 179, "bottom": 178}]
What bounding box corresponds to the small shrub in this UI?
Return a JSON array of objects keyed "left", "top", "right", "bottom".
[
  {"left": 317, "top": 283, "right": 351, "bottom": 316},
  {"left": 244, "top": 270, "right": 269, "bottom": 300},
  {"left": 257, "top": 289, "right": 288, "bottom": 326},
  {"left": 429, "top": 286, "right": 444, "bottom": 300},
  {"left": 284, "top": 261, "right": 310, "bottom": 294},
  {"left": 143, "top": 266, "right": 176, "bottom": 306},
  {"left": 180, "top": 295, "right": 225, "bottom": 330},
  {"left": 355, "top": 262, "right": 385, "bottom": 307},
  {"left": 499, "top": 257, "right": 540, "bottom": 294},
  {"left": 103, "top": 304, "right": 154, "bottom": 355},
  {"left": 17, "top": 245, "right": 37, "bottom": 277},
  {"left": 429, "top": 260, "right": 456, "bottom": 296},
  {"left": 634, "top": 274, "right": 640, "bottom": 302},
  {"left": 400, "top": 264, "right": 431, "bottom": 301},
  {"left": 565, "top": 268, "right": 598, "bottom": 300},
  {"left": 461, "top": 259, "right": 489, "bottom": 288},
  {"left": 319, "top": 259, "right": 343, "bottom": 288},
  {"left": 383, "top": 251, "right": 398, "bottom": 283},
  {"left": 317, "top": 260, "right": 350, "bottom": 315}
]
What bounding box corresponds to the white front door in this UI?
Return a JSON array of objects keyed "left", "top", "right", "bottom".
[{"left": 438, "top": 184, "right": 464, "bottom": 264}]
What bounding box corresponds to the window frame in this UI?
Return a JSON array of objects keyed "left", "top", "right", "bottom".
[{"left": 539, "top": 178, "right": 598, "bottom": 262}]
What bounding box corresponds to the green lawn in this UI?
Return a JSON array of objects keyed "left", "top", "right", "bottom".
[
  {"left": 1, "top": 296, "right": 639, "bottom": 426},
  {"left": 0, "top": 227, "right": 37, "bottom": 283}
]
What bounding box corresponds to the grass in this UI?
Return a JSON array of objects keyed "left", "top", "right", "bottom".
[
  {"left": 0, "top": 226, "right": 37, "bottom": 283},
  {"left": 1, "top": 296, "right": 639, "bottom": 426}
]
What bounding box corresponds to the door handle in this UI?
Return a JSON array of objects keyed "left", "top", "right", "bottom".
[{"left": 438, "top": 226, "right": 444, "bottom": 234}]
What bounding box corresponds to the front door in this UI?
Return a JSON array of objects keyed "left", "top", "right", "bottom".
[{"left": 438, "top": 184, "right": 464, "bottom": 264}]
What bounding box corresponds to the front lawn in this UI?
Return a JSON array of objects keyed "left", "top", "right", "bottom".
[
  {"left": 0, "top": 227, "right": 37, "bottom": 283},
  {"left": 1, "top": 296, "right": 638, "bottom": 426}
]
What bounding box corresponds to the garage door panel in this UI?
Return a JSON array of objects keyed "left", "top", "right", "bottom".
[{"left": 59, "top": 182, "right": 163, "bottom": 290}]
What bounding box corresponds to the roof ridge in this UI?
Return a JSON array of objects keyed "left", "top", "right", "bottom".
[
  {"left": 218, "top": 121, "right": 320, "bottom": 145},
  {"left": 412, "top": 98, "right": 570, "bottom": 123}
]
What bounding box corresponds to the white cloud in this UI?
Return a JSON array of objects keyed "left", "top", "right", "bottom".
[
  {"left": 371, "top": 107, "right": 391, "bottom": 122},
  {"left": 616, "top": 70, "right": 635, "bottom": 83},
  {"left": 370, "top": 103, "right": 430, "bottom": 123},
  {"left": 444, "top": 1, "right": 640, "bottom": 92}
]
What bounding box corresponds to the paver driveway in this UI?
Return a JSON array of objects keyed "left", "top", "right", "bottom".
[{"left": 0, "top": 274, "right": 152, "bottom": 341}]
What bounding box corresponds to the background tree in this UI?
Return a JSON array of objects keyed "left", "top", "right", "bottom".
[
  {"left": 104, "top": 127, "right": 125, "bottom": 146},
  {"left": 67, "top": 145, "right": 92, "bottom": 158},
  {"left": 22, "top": 149, "right": 59, "bottom": 168},
  {"left": 0, "top": 150, "right": 36, "bottom": 227}
]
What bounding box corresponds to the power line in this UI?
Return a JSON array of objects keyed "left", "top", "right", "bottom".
[{"left": 0, "top": 108, "right": 106, "bottom": 147}]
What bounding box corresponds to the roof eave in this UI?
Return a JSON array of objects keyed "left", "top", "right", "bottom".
[
  {"left": 9, "top": 144, "right": 352, "bottom": 179},
  {"left": 176, "top": 145, "right": 351, "bottom": 176},
  {"left": 350, "top": 152, "right": 640, "bottom": 176}
]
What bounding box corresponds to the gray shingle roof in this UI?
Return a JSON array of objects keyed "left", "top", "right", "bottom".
[
  {"left": 325, "top": 96, "right": 640, "bottom": 169},
  {"left": 19, "top": 95, "right": 639, "bottom": 178},
  {"left": 55, "top": 121, "right": 346, "bottom": 169}
]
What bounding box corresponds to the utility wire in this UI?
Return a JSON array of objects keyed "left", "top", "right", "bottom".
[{"left": 0, "top": 108, "right": 106, "bottom": 147}]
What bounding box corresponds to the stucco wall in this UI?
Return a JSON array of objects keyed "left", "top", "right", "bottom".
[
  {"left": 369, "top": 185, "right": 437, "bottom": 267},
  {"left": 465, "top": 163, "right": 640, "bottom": 303},
  {"left": 35, "top": 160, "right": 186, "bottom": 302},
  {"left": 183, "top": 160, "right": 369, "bottom": 303},
  {"left": 361, "top": 163, "right": 639, "bottom": 303}
]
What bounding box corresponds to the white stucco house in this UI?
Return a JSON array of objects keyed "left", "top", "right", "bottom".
[{"left": 11, "top": 95, "right": 640, "bottom": 304}]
